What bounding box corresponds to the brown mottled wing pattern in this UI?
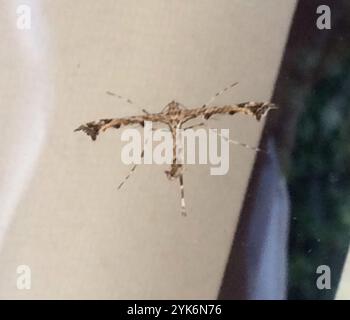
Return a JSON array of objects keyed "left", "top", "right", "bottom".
[
  {"left": 74, "top": 114, "right": 164, "bottom": 141},
  {"left": 74, "top": 119, "right": 113, "bottom": 141},
  {"left": 186, "top": 102, "right": 276, "bottom": 121}
]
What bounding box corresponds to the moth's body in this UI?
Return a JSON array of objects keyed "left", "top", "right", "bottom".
[{"left": 75, "top": 86, "right": 276, "bottom": 216}]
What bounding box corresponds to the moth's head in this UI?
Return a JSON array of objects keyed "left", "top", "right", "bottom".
[{"left": 164, "top": 100, "right": 181, "bottom": 113}]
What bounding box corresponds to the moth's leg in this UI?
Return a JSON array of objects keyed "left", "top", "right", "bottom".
[
  {"left": 118, "top": 163, "right": 139, "bottom": 189},
  {"left": 118, "top": 132, "right": 149, "bottom": 189},
  {"left": 118, "top": 127, "right": 169, "bottom": 189},
  {"left": 216, "top": 131, "right": 266, "bottom": 153},
  {"left": 117, "top": 150, "right": 144, "bottom": 190},
  {"left": 202, "top": 82, "right": 239, "bottom": 108},
  {"left": 179, "top": 174, "right": 187, "bottom": 217},
  {"left": 183, "top": 122, "right": 265, "bottom": 153},
  {"left": 153, "top": 127, "right": 169, "bottom": 132},
  {"left": 183, "top": 122, "right": 205, "bottom": 130}
]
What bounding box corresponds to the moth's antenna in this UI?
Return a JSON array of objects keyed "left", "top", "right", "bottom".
[
  {"left": 106, "top": 91, "right": 150, "bottom": 114},
  {"left": 106, "top": 91, "right": 134, "bottom": 105},
  {"left": 202, "top": 82, "right": 239, "bottom": 108}
]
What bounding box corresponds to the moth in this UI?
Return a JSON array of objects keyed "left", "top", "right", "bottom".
[{"left": 75, "top": 83, "right": 277, "bottom": 216}]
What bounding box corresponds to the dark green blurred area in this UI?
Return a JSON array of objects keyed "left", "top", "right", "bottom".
[{"left": 285, "top": 1, "right": 350, "bottom": 299}]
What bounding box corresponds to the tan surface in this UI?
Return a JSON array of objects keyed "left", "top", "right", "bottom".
[
  {"left": 0, "top": 0, "right": 296, "bottom": 299},
  {"left": 336, "top": 249, "right": 350, "bottom": 299}
]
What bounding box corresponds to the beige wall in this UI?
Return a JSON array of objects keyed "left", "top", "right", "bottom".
[
  {"left": 0, "top": 0, "right": 296, "bottom": 299},
  {"left": 337, "top": 249, "right": 350, "bottom": 299}
]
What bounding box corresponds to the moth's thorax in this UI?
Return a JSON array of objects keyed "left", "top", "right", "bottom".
[
  {"left": 164, "top": 101, "right": 183, "bottom": 114},
  {"left": 161, "top": 101, "right": 186, "bottom": 126}
]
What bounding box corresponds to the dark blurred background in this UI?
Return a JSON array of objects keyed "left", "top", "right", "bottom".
[{"left": 270, "top": 0, "right": 350, "bottom": 299}]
